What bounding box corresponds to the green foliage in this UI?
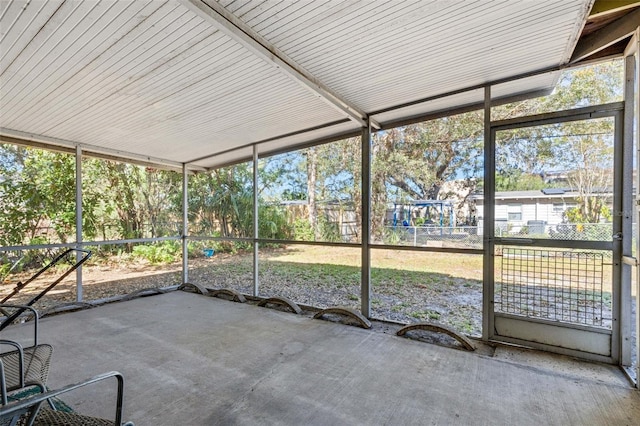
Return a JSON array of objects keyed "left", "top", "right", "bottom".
[
  {"left": 265, "top": 141, "right": 361, "bottom": 242},
  {"left": 132, "top": 242, "right": 180, "bottom": 264},
  {"left": 383, "top": 228, "right": 403, "bottom": 245},
  {"left": 0, "top": 147, "right": 77, "bottom": 246},
  {"left": 317, "top": 214, "right": 342, "bottom": 242},
  {"left": 410, "top": 309, "right": 441, "bottom": 321},
  {"left": 188, "top": 165, "right": 254, "bottom": 238},
  {"left": 258, "top": 204, "right": 292, "bottom": 239},
  {"left": 83, "top": 160, "right": 181, "bottom": 243},
  {"left": 0, "top": 262, "right": 11, "bottom": 280},
  {"left": 217, "top": 241, "right": 240, "bottom": 254},
  {"left": 565, "top": 206, "right": 584, "bottom": 223},
  {"left": 600, "top": 205, "right": 612, "bottom": 222},
  {"left": 368, "top": 110, "right": 484, "bottom": 239},
  {"left": 495, "top": 170, "right": 548, "bottom": 191},
  {"left": 0, "top": 145, "right": 182, "bottom": 250},
  {"left": 189, "top": 164, "right": 294, "bottom": 240},
  {"left": 566, "top": 202, "right": 612, "bottom": 225},
  {"left": 293, "top": 218, "right": 314, "bottom": 241}
]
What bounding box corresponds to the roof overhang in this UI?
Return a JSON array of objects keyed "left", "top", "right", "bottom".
[{"left": 1, "top": 0, "right": 635, "bottom": 171}]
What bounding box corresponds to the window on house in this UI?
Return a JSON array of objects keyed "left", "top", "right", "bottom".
[{"left": 507, "top": 204, "right": 522, "bottom": 221}]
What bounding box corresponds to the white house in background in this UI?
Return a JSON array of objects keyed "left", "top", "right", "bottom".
[{"left": 469, "top": 188, "right": 612, "bottom": 234}]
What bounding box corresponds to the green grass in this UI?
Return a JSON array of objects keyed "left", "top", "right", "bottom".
[
  {"left": 192, "top": 246, "right": 483, "bottom": 330},
  {"left": 185, "top": 245, "right": 613, "bottom": 337},
  {"left": 410, "top": 310, "right": 441, "bottom": 321}
]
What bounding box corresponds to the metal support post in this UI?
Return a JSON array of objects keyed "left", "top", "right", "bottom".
[
  {"left": 612, "top": 104, "right": 625, "bottom": 365},
  {"left": 361, "top": 120, "right": 372, "bottom": 317},
  {"left": 253, "top": 145, "right": 259, "bottom": 297},
  {"left": 75, "top": 146, "right": 83, "bottom": 302},
  {"left": 482, "top": 85, "right": 495, "bottom": 340},
  {"left": 182, "top": 164, "right": 189, "bottom": 284},
  {"left": 620, "top": 51, "right": 636, "bottom": 366},
  {"left": 636, "top": 37, "right": 640, "bottom": 390},
  {"left": 633, "top": 32, "right": 640, "bottom": 387}
]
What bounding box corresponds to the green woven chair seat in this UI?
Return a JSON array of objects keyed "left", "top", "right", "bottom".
[
  {"left": 0, "top": 344, "right": 53, "bottom": 390},
  {"left": 34, "top": 408, "right": 114, "bottom": 426}
]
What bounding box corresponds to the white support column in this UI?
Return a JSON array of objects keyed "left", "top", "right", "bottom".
[
  {"left": 75, "top": 146, "right": 83, "bottom": 302},
  {"left": 631, "top": 30, "right": 640, "bottom": 387},
  {"left": 620, "top": 44, "right": 636, "bottom": 367},
  {"left": 636, "top": 33, "right": 640, "bottom": 389},
  {"left": 182, "top": 164, "right": 189, "bottom": 285},
  {"left": 253, "top": 145, "right": 259, "bottom": 297},
  {"left": 612, "top": 96, "right": 625, "bottom": 365},
  {"left": 361, "top": 120, "right": 372, "bottom": 317},
  {"left": 482, "top": 85, "right": 495, "bottom": 341}
]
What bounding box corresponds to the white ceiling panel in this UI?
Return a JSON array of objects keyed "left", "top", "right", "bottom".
[
  {"left": 1, "top": 0, "right": 595, "bottom": 169},
  {"left": 372, "top": 89, "right": 485, "bottom": 127},
  {"left": 231, "top": 0, "right": 590, "bottom": 112},
  {"left": 371, "top": 71, "right": 561, "bottom": 127},
  {"left": 491, "top": 71, "right": 562, "bottom": 101},
  {"left": 256, "top": 119, "right": 361, "bottom": 157},
  {"left": 190, "top": 144, "right": 254, "bottom": 170}
]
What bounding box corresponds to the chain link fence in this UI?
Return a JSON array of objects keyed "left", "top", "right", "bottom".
[
  {"left": 381, "top": 222, "right": 636, "bottom": 249},
  {"left": 380, "top": 225, "right": 482, "bottom": 249}
]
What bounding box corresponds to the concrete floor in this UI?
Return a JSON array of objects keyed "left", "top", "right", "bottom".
[{"left": 2, "top": 291, "right": 639, "bottom": 425}]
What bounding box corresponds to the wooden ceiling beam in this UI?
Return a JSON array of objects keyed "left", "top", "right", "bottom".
[{"left": 571, "top": 7, "right": 640, "bottom": 63}]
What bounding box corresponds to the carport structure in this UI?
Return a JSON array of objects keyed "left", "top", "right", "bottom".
[{"left": 1, "top": 0, "right": 640, "bottom": 422}]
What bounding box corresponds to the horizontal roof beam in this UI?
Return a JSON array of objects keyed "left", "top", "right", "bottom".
[
  {"left": 181, "top": 0, "right": 379, "bottom": 129},
  {"left": 0, "top": 128, "right": 204, "bottom": 172}
]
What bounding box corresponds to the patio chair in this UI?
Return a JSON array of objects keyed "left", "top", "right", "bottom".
[
  {"left": 0, "top": 359, "right": 133, "bottom": 426},
  {"left": 0, "top": 305, "right": 53, "bottom": 393}
]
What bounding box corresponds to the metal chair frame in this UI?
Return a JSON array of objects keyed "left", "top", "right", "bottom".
[{"left": 0, "top": 360, "right": 131, "bottom": 426}]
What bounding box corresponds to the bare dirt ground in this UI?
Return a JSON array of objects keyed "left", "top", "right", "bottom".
[
  {"left": 1, "top": 261, "right": 182, "bottom": 311},
  {"left": 1, "top": 248, "right": 484, "bottom": 335}
]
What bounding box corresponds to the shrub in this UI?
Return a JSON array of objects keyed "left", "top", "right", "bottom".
[
  {"left": 293, "top": 218, "right": 314, "bottom": 241},
  {"left": 132, "top": 241, "right": 180, "bottom": 264}
]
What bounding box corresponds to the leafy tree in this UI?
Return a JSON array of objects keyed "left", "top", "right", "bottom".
[
  {"left": 139, "top": 168, "right": 182, "bottom": 237},
  {"left": 369, "top": 112, "right": 484, "bottom": 240},
  {"left": 554, "top": 120, "right": 614, "bottom": 223},
  {"left": 86, "top": 160, "right": 144, "bottom": 240},
  {"left": 266, "top": 141, "right": 360, "bottom": 241},
  {"left": 189, "top": 164, "right": 253, "bottom": 238},
  {"left": 188, "top": 161, "right": 292, "bottom": 241},
  {"left": 493, "top": 60, "right": 622, "bottom": 223},
  {"left": 0, "top": 146, "right": 76, "bottom": 245},
  {"left": 82, "top": 159, "right": 183, "bottom": 243},
  {"left": 495, "top": 170, "right": 547, "bottom": 191},
  {"left": 312, "top": 139, "right": 360, "bottom": 241}
]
